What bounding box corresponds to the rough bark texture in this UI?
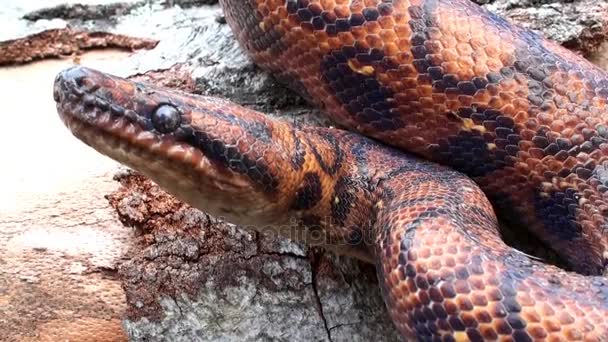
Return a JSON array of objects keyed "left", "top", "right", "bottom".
[
  {"left": 0, "top": 29, "right": 157, "bottom": 66},
  {"left": 481, "top": 0, "right": 608, "bottom": 55},
  {"left": 0, "top": 0, "right": 606, "bottom": 341},
  {"left": 109, "top": 173, "right": 395, "bottom": 341}
]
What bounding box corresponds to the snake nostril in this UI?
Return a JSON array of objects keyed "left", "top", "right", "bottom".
[
  {"left": 53, "top": 85, "right": 61, "bottom": 102},
  {"left": 53, "top": 66, "right": 103, "bottom": 104},
  {"left": 54, "top": 66, "right": 94, "bottom": 92},
  {"left": 58, "top": 66, "right": 90, "bottom": 85}
]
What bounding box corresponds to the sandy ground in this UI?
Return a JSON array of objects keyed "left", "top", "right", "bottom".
[
  {"left": 0, "top": 51, "right": 129, "bottom": 211},
  {"left": 0, "top": 51, "right": 134, "bottom": 341}
]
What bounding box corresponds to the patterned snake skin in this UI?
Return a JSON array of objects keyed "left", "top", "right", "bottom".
[{"left": 52, "top": 0, "right": 608, "bottom": 340}]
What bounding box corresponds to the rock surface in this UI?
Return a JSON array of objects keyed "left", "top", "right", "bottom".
[
  {"left": 0, "top": 0, "right": 606, "bottom": 341},
  {"left": 482, "top": 0, "right": 607, "bottom": 54}
]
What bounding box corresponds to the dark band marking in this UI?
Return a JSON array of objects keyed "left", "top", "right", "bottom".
[
  {"left": 291, "top": 172, "right": 322, "bottom": 210},
  {"left": 406, "top": 0, "right": 524, "bottom": 178},
  {"left": 408, "top": 0, "right": 440, "bottom": 73},
  {"left": 392, "top": 208, "right": 470, "bottom": 339},
  {"left": 391, "top": 172, "right": 452, "bottom": 193},
  {"left": 348, "top": 135, "right": 406, "bottom": 181},
  {"left": 290, "top": 129, "right": 307, "bottom": 170},
  {"left": 492, "top": 254, "right": 589, "bottom": 341},
  {"left": 430, "top": 129, "right": 508, "bottom": 177},
  {"left": 508, "top": 30, "right": 608, "bottom": 164},
  {"left": 488, "top": 24, "right": 608, "bottom": 199},
  {"left": 463, "top": 205, "right": 499, "bottom": 230},
  {"left": 307, "top": 131, "right": 344, "bottom": 175},
  {"left": 208, "top": 108, "right": 273, "bottom": 143},
  {"left": 320, "top": 49, "right": 403, "bottom": 131},
  {"left": 285, "top": 0, "right": 388, "bottom": 36},
  {"left": 529, "top": 125, "right": 607, "bottom": 179},
  {"left": 494, "top": 273, "right": 530, "bottom": 340},
  {"left": 533, "top": 188, "right": 583, "bottom": 242},
  {"left": 398, "top": 210, "right": 441, "bottom": 253},
  {"left": 331, "top": 176, "right": 357, "bottom": 226},
  {"left": 591, "top": 278, "right": 608, "bottom": 309},
  {"left": 388, "top": 195, "right": 460, "bottom": 214},
  {"left": 185, "top": 129, "right": 279, "bottom": 192}
]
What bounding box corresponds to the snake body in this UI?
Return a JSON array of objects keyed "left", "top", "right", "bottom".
[{"left": 52, "top": 0, "right": 608, "bottom": 340}]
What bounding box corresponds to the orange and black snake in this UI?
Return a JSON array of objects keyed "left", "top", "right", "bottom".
[{"left": 53, "top": 0, "right": 608, "bottom": 340}]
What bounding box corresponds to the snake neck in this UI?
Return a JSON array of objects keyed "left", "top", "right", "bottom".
[
  {"left": 53, "top": 66, "right": 406, "bottom": 262},
  {"left": 220, "top": 0, "right": 608, "bottom": 275}
]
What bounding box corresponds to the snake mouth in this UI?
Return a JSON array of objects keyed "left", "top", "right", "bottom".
[
  {"left": 53, "top": 66, "right": 205, "bottom": 175},
  {"left": 53, "top": 66, "right": 280, "bottom": 224}
]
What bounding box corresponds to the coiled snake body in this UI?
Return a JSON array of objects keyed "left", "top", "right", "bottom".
[{"left": 53, "top": 0, "right": 608, "bottom": 340}]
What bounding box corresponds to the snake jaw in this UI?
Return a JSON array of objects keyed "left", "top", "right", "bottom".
[{"left": 53, "top": 66, "right": 289, "bottom": 226}]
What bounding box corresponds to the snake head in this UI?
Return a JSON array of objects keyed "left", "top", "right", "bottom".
[{"left": 53, "top": 66, "right": 295, "bottom": 226}]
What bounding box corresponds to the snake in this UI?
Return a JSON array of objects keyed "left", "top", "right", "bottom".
[{"left": 51, "top": 0, "right": 608, "bottom": 340}]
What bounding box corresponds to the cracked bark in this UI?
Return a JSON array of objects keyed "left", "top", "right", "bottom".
[
  {"left": 111, "top": 172, "right": 397, "bottom": 341},
  {"left": 310, "top": 252, "right": 333, "bottom": 342},
  {"left": 0, "top": 29, "right": 157, "bottom": 66}
]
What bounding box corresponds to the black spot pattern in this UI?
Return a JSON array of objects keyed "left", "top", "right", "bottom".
[
  {"left": 320, "top": 49, "right": 404, "bottom": 131},
  {"left": 533, "top": 188, "right": 583, "bottom": 241},
  {"left": 431, "top": 128, "right": 510, "bottom": 177},
  {"left": 291, "top": 172, "right": 322, "bottom": 210}
]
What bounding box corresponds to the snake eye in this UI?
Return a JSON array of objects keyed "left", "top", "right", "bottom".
[{"left": 151, "top": 104, "right": 181, "bottom": 133}]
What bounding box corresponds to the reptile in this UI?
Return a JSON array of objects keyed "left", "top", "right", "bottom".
[{"left": 52, "top": 0, "right": 608, "bottom": 340}]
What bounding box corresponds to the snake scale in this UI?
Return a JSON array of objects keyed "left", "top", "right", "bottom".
[{"left": 52, "top": 0, "right": 608, "bottom": 340}]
